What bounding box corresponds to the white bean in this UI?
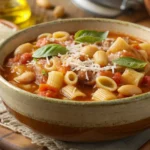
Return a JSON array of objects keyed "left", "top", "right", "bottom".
[
  {"left": 93, "top": 50, "right": 108, "bottom": 66},
  {"left": 81, "top": 45, "right": 98, "bottom": 58},
  {"left": 14, "top": 43, "right": 33, "bottom": 55},
  {"left": 118, "top": 85, "right": 142, "bottom": 96},
  {"left": 14, "top": 71, "right": 35, "bottom": 84}
]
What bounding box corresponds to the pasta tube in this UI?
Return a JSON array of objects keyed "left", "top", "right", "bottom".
[
  {"left": 96, "top": 76, "right": 117, "bottom": 91},
  {"left": 53, "top": 31, "right": 70, "bottom": 41},
  {"left": 122, "top": 68, "right": 144, "bottom": 86},
  {"left": 44, "top": 57, "right": 60, "bottom": 71},
  {"left": 107, "top": 37, "right": 130, "bottom": 54},
  {"left": 47, "top": 71, "right": 64, "bottom": 89},
  {"left": 92, "top": 88, "right": 116, "bottom": 101},
  {"left": 64, "top": 71, "right": 78, "bottom": 85},
  {"left": 61, "top": 85, "right": 86, "bottom": 99}
]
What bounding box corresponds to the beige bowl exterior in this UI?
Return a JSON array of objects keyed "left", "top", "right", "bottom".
[{"left": 0, "top": 18, "right": 150, "bottom": 141}]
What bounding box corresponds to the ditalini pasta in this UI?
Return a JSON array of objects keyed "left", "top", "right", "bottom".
[
  {"left": 52, "top": 31, "right": 70, "bottom": 42},
  {"left": 47, "top": 71, "right": 64, "bottom": 89},
  {"left": 64, "top": 71, "right": 78, "bottom": 85},
  {"left": 2, "top": 30, "right": 150, "bottom": 101},
  {"left": 61, "top": 85, "right": 86, "bottom": 99},
  {"left": 96, "top": 76, "right": 117, "bottom": 91}
]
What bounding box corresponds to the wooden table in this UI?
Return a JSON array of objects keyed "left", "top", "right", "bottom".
[{"left": 0, "top": 0, "right": 150, "bottom": 149}]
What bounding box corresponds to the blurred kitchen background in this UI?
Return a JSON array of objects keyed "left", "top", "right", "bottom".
[{"left": 0, "top": 0, "right": 149, "bottom": 29}]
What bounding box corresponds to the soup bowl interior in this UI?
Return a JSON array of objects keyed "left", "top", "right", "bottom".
[{"left": 0, "top": 18, "right": 150, "bottom": 142}]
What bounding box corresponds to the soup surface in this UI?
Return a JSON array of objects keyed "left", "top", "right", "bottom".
[{"left": 2, "top": 30, "right": 150, "bottom": 101}]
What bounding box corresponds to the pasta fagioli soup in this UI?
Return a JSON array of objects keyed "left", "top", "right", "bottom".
[{"left": 2, "top": 30, "right": 150, "bottom": 101}]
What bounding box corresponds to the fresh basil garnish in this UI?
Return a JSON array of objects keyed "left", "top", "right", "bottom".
[
  {"left": 113, "top": 57, "right": 147, "bottom": 69},
  {"left": 32, "top": 44, "right": 68, "bottom": 58},
  {"left": 75, "top": 30, "right": 109, "bottom": 43}
]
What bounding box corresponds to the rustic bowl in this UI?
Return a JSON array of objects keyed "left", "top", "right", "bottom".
[
  {"left": 0, "top": 19, "right": 18, "bottom": 30},
  {"left": 0, "top": 18, "right": 150, "bottom": 142}
]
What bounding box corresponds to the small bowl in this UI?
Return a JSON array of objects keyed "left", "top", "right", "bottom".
[
  {"left": 0, "top": 19, "right": 18, "bottom": 30},
  {"left": 0, "top": 18, "right": 150, "bottom": 142}
]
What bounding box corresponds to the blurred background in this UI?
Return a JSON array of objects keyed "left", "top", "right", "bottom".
[{"left": 0, "top": 0, "right": 150, "bottom": 29}]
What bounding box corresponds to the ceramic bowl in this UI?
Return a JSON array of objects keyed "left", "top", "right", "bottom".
[
  {"left": 0, "top": 19, "right": 18, "bottom": 30},
  {"left": 0, "top": 18, "right": 150, "bottom": 142}
]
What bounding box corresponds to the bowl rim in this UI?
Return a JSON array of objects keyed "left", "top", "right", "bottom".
[
  {"left": 0, "top": 19, "right": 19, "bottom": 30},
  {"left": 1, "top": 17, "right": 150, "bottom": 106}
]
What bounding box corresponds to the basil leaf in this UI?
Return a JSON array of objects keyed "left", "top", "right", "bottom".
[
  {"left": 75, "top": 30, "right": 109, "bottom": 43},
  {"left": 113, "top": 57, "right": 147, "bottom": 69},
  {"left": 32, "top": 44, "right": 68, "bottom": 58}
]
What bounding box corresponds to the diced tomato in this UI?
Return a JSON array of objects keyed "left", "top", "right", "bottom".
[
  {"left": 99, "top": 71, "right": 113, "bottom": 78},
  {"left": 13, "top": 55, "right": 21, "bottom": 62},
  {"left": 132, "top": 44, "right": 141, "bottom": 50},
  {"left": 19, "top": 53, "right": 32, "bottom": 64},
  {"left": 38, "top": 84, "right": 58, "bottom": 98},
  {"left": 142, "top": 76, "right": 150, "bottom": 86},
  {"left": 7, "top": 55, "right": 20, "bottom": 66},
  {"left": 121, "top": 51, "right": 135, "bottom": 58},
  {"left": 112, "top": 72, "right": 122, "bottom": 85},
  {"left": 79, "top": 55, "right": 88, "bottom": 61},
  {"left": 58, "top": 66, "right": 71, "bottom": 74},
  {"left": 36, "top": 38, "right": 49, "bottom": 47}
]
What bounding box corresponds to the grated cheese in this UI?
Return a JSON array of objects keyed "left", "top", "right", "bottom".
[
  {"left": 46, "top": 57, "right": 50, "bottom": 65},
  {"left": 31, "top": 37, "right": 117, "bottom": 80},
  {"left": 59, "top": 42, "right": 117, "bottom": 74},
  {"left": 85, "top": 71, "right": 89, "bottom": 80}
]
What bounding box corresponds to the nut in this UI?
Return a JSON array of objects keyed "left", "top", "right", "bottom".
[
  {"left": 53, "top": 6, "right": 65, "bottom": 18},
  {"left": 36, "top": 0, "right": 51, "bottom": 9}
]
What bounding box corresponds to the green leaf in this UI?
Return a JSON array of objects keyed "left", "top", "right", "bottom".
[
  {"left": 32, "top": 44, "right": 68, "bottom": 58},
  {"left": 41, "top": 70, "right": 48, "bottom": 76},
  {"left": 113, "top": 57, "right": 147, "bottom": 69},
  {"left": 75, "top": 30, "right": 109, "bottom": 43}
]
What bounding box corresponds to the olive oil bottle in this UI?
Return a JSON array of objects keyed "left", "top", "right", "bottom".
[{"left": 0, "top": 0, "right": 31, "bottom": 24}]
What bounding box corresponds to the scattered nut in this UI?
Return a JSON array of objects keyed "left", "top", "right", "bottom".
[
  {"left": 36, "top": 0, "right": 51, "bottom": 9},
  {"left": 53, "top": 5, "right": 65, "bottom": 18}
]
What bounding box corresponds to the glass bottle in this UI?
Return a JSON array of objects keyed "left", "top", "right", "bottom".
[{"left": 0, "top": 0, "right": 31, "bottom": 24}]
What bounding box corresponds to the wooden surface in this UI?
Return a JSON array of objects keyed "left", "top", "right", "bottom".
[{"left": 0, "top": 0, "right": 150, "bottom": 149}]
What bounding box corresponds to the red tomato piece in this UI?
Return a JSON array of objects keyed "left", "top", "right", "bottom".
[
  {"left": 132, "top": 44, "right": 141, "bottom": 50},
  {"left": 142, "top": 76, "right": 150, "bottom": 86},
  {"left": 19, "top": 53, "right": 32, "bottom": 64},
  {"left": 112, "top": 72, "right": 122, "bottom": 85},
  {"left": 36, "top": 38, "right": 49, "bottom": 47},
  {"left": 38, "top": 84, "right": 58, "bottom": 98},
  {"left": 99, "top": 71, "right": 113, "bottom": 78},
  {"left": 13, "top": 55, "right": 21, "bottom": 62},
  {"left": 121, "top": 51, "right": 135, "bottom": 58}
]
